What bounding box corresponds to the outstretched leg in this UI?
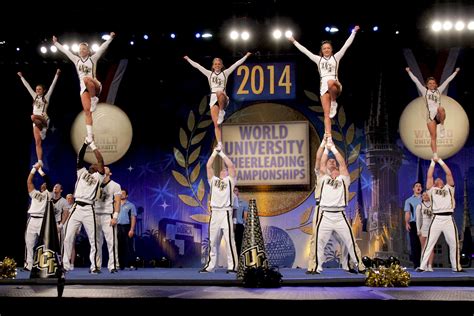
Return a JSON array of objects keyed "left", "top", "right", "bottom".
[
  {"left": 321, "top": 93, "right": 333, "bottom": 142},
  {"left": 31, "top": 115, "right": 47, "bottom": 165},
  {"left": 32, "top": 126, "right": 43, "bottom": 164},
  {"left": 427, "top": 121, "right": 437, "bottom": 159},
  {"left": 81, "top": 92, "right": 94, "bottom": 142},
  {"left": 211, "top": 105, "right": 222, "bottom": 150}
]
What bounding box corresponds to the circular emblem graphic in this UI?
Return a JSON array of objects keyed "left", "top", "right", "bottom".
[
  {"left": 262, "top": 225, "right": 295, "bottom": 268},
  {"left": 399, "top": 96, "right": 469, "bottom": 160},
  {"left": 71, "top": 103, "right": 133, "bottom": 164}
]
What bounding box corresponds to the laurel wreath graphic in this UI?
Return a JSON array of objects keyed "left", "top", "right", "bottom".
[
  {"left": 171, "top": 96, "right": 213, "bottom": 223},
  {"left": 288, "top": 90, "right": 362, "bottom": 235}
]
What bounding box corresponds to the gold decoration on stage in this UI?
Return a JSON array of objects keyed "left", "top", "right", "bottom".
[
  {"left": 0, "top": 257, "right": 17, "bottom": 279},
  {"left": 365, "top": 264, "right": 411, "bottom": 287},
  {"left": 172, "top": 96, "right": 212, "bottom": 222}
]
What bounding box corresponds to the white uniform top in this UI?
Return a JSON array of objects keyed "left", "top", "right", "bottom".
[
  {"left": 52, "top": 196, "right": 68, "bottom": 223},
  {"left": 209, "top": 175, "right": 235, "bottom": 211},
  {"left": 74, "top": 168, "right": 105, "bottom": 205},
  {"left": 95, "top": 180, "right": 122, "bottom": 214},
  {"left": 318, "top": 174, "right": 350, "bottom": 209},
  {"left": 416, "top": 201, "right": 433, "bottom": 232},
  {"left": 428, "top": 184, "right": 455, "bottom": 213},
  {"left": 21, "top": 74, "right": 59, "bottom": 118},
  {"left": 293, "top": 30, "right": 356, "bottom": 81},
  {"left": 28, "top": 190, "right": 51, "bottom": 216},
  {"left": 54, "top": 37, "right": 113, "bottom": 95},
  {"left": 186, "top": 55, "right": 249, "bottom": 93},
  {"left": 407, "top": 70, "right": 458, "bottom": 120}
]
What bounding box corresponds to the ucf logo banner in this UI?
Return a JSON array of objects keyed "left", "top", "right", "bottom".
[{"left": 30, "top": 199, "right": 65, "bottom": 296}]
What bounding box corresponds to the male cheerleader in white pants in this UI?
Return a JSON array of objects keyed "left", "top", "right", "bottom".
[
  {"left": 62, "top": 139, "right": 105, "bottom": 273},
  {"left": 312, "top": 140, "right": 361, "bottom": 274},
  {"left": 417, "top": 158, "right": 465, "bottom": 272},
  {"left": 307, "top": 136, "right": 328, "bottom": 273},
  {"left": 24, "top": 163, "right": 53, "bottom": 271},
  {"left": 94, "top": 166, "right": 121, "bottom": 273},
  {"left": 200, "top": 147, "right": 238, "bottom": 273}
]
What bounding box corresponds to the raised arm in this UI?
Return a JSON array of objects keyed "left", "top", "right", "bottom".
[
  {"left": 426, "top": 160, "right": 435, "bottom": 190},
  {"left": 27, "top": 163, "right": 40, "bottom": 193},
  {"left": 315, "top": 138, "right": 327, "bottom": 175},
  {"left": 17, "top": 72, "right": 36, "bottom": 99},
  {"left": 334, "top": 25, "right": 359, "bottom": 60},
  {"left": 184, "top": 56, "right": 212, "bottom": 77},
  {"left": 437, "top": 159, "right": 454, "bottom": 186},
  {"left": 319, "top": 147, "right": 329, "bottom": 175},
  {"left": 91, "top": 142, "right": 105, "bottom": 174},
  {"left": 405, "top": 67, "right": 426, "bottom": 96},
  {"left": 219, "top": 151, "right": 236, "bottom": 178},
  {"left": 224, "top": 52, "right": 251, "bottom": 75},
  {"left": 206, "top": 149, "right": 218, "bottom": 179},
  {"left": 291, "top": 39, "right": 321, "bottom": 64},
  {"left": 92, "top": 32, "right": 115, "bottom": 61},
  {"left": 77, "top": 142, "right": 88, "bottom": 170},
  {"left": 53, "top": 36, "right": 78, "bottom": 63},
  {"left": 45, "top": 69, "right": 61, "bottom": 100},
  {"left": 438, "top": 68, "right": 460, "bottom": 94}
]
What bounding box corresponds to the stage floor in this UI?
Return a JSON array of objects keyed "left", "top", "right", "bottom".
[
  {"left": 0, "top": 268, "right": 472, "bottom": 312},
  {"left": 3, "top": 267, "right": 473, "bottom": 286}
]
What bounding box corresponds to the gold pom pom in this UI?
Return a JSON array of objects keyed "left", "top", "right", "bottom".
[
  {"left": 0, "top": 257, "right": 18, "bottom": 279},
  {"left": 365, "top": 264, "right": 410, "bottom": 287}
]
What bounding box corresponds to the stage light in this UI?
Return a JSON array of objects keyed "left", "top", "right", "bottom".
[
  {"left": 16, "top": 47, "right": 20, "bottom": 52},
  {"left": 285, "top": 30, "right": 293, "bottom": 38},
  {"left": 170, "top": 33, "right": 176, "bottom": 39},
  {"left": 72, "top": 43, "right": 79, "bottom": 52},
  {"left": 454, "top": 21, "right": 465, "bottom": 31},
  {"left": 91, "top": 43, "right": 99, "bottom": 52},
  {"left": 40, "top": 46, "right": 47, "bottom": 54},
  {"left": 102, "top": 34, "right": 111, "bottom": 41},
  {"left": 373, "top": 26, "right": 379, "bottom": 31},
  {"left": 230, "top": 30, "right": 239, "bottom": 40},
  {"left": 395, "top": 30, "right": 400, "bottom": 34},
  {"left": 468, "top": 21, "right": 474, "bottom": 30},
  {"left": 241, "top": 31, "right": 250, "bottom": 41},
  {"left": 443, "top": 20, "right": 453, "bottom": 31},
  {"left": 63, "top": 44, "right": 70, "bottom": 51},
  {"left": 272, "top": 29, "right": 282, "bottom": 39},
  {"left": 143, "top": 34, "right": 149, "bottom": 40},
  {"left": 329, "top": 27, "right": 339, "bottom": 33},
  {"left": 325, "top": 26, "right": 330, "bottom": 32},
  {"left": 432, "top": 21, "right": 442, "bottom": 32},
  {"left": 50, "top": 45, "right": 57, "bottom": 53},
  {"left": 130, "top": 41, "right": 135, "bottom": 46},
  {"left": 195, "top": 33, "right": 201, "bottom": 38},
  {"left": 202, "top": 33, "right": 213, "bottom": 38}
]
